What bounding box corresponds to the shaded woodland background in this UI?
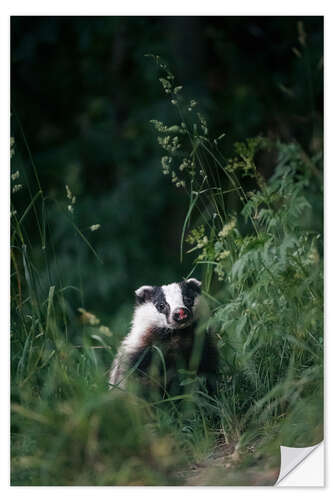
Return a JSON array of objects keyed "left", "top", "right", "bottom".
[{"left": 11, "top": 16, "right": 323, "bottom": 328}]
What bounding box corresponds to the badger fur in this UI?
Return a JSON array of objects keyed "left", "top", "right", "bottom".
[{"left": 109, "top": 278, "right": 219, "bottom": 395}]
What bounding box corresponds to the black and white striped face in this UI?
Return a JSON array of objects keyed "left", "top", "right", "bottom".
[{"left": 135, "top": 278, "right": 202, "bottom": 329}]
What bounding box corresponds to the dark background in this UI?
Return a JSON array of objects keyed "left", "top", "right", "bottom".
[{"left": 10, "top": 16, "right": 323, "bottom": 330}]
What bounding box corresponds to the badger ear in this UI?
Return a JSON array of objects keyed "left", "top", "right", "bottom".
[
  {"left": 135, "top": 285, "right": 154, "bottom": 304},
  {"left": 186, "top": 278, "right": 201, "bottom": 293}
]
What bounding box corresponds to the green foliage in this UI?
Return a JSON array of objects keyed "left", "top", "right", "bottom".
[
  {"left": 11, "top": 16, "right": 323, "bottom": 317},
  {"left": 11, "top": 19, "right": 323, "bottom": 485},
  {"left": 10, "top": 124, "right": 223, "bottom": 486},
  {"left": 150, "top": 55, "right": 323, "bottom": 460}
]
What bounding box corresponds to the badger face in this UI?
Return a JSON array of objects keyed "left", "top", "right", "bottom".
[{"left": 135, "top": 278, "right": 202, "bottom": 330}]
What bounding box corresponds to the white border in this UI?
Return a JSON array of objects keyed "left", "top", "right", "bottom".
[
  {"left": 1, "top": 2, "right": 331, "bottom": 498},
  {"left": 0, "top": 0, "right": 329, "bottom": 15}
]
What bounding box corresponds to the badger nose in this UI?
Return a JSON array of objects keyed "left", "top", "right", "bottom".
[{"left": 173, "top": 307, "right": 191, "bottom": 324}]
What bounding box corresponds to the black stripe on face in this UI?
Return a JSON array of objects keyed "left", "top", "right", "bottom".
[
  {"left": 180, "top": 280, "right": 200, "bottom": 310},
  {"left": 152, "top": 287, "right": 170, "bottom": 318}
]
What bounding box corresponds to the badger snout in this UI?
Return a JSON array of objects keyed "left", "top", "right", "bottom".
[{"left": 173, "top": 307, "right": 192, "bottom": 325}]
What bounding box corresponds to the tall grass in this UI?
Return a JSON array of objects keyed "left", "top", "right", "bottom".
[
  {"left": 10, "top": 55, "right": 323, "bottom": 485},
  {"left": 148, "top": 54, "right": 323, "bottom": 460}
]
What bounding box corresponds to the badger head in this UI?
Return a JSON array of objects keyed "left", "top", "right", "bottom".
[{"left": 134, "top": 278, "right": 202, "bottom": 330}]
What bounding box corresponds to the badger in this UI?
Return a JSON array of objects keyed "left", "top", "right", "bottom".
[{"left": 109, "top": 278, "right": 219, "bottom": 395}]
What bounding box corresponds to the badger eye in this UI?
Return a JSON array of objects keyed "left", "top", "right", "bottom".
[{"left": 158, "top": 302, "right": 165, "bottom": 311}]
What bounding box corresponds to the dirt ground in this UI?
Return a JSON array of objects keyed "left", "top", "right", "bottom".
[{"left": 181, "top": 442, "right": 280, "bottom": 486}]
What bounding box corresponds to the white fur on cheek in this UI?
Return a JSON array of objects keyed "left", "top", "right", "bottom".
[
  {"left": 162, "top": 283, "right": 184, "bottom": 315},
  {"left": 122, "top": 302, "right": 167, "bottom": 354}
]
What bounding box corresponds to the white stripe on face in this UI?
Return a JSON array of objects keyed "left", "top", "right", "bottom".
[{"left": 162, "top": 283, "right": 185, "bottom": 316}]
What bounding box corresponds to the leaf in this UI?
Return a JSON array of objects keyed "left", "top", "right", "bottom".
[{"left": 180, "top": 378, "right": 195, "bottom": 386}]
